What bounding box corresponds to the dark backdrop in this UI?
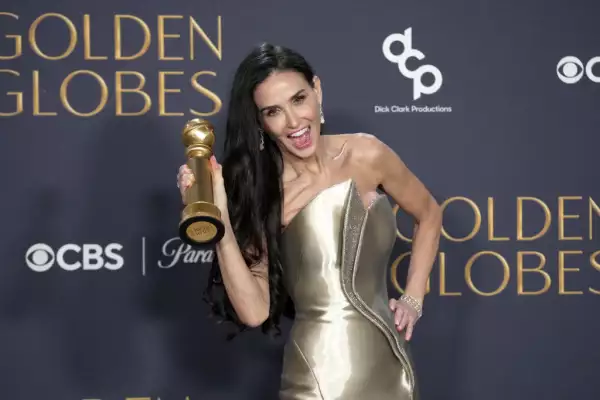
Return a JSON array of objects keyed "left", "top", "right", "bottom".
[{"left": 1, "top": 1, "right": 599, "bottom": 399}]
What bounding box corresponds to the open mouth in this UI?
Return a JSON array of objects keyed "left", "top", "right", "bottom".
[
  {"left": 287, "top": 126, "right": 309, "bottom": 138},
  {"left": 287, "top": 126, "right": 312, "bottom": 149}
]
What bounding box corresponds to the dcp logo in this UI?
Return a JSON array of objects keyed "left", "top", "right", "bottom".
[
  {"left": 556, "top": 56, "right": 600, "bottom": 84},
  {"left": 382, "top": 27, "right": 443, "bottom": 100},
  {"left": 25, "top": 243, "right": 124, "bottom": 272}
]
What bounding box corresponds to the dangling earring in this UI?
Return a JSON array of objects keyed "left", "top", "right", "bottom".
[
  {"left": 259, "top": 128, "right": 265, "bottom": 151},
  {"left": 320, "top": 103, "right": 325, "bottom": 124}
]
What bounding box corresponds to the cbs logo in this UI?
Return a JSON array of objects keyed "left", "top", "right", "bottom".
[
  {"left": 25, "top": 243, "right": 124, "bottom": 272},
  {"left": 556, "top": 56, "right": 600, "bottom": 84}
]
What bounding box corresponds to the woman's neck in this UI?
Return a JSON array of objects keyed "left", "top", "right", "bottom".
[{"left": 283, "top": 135, "right": 331, "bottom": 177}]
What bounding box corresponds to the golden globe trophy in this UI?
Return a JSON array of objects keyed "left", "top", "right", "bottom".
[{"left": 178, "top": 118, "right": 225, "bottom": 246}]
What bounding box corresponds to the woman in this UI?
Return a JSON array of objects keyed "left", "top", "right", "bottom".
[{"left": 177, "top": 43, "right": 442, "bottom": 400}]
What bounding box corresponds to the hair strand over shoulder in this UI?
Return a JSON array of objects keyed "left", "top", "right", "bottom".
[{"left": 203, "top": 43, "right": 318, "bottom": 339}]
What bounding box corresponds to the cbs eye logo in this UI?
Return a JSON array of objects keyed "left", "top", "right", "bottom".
[
  {"left": 556, "top": 56, "right": 600, "bottom": 84},
  {"left": 25, "top": 243, "right": 124, "bottom": 272}
]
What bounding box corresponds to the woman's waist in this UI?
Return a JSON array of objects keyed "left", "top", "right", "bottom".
[
  {"left": 292, "top": 302, "right": 362, "bottom": 323},
  {"left": 290, "top": 287, "right": 392, "bottom": 322},
  {"left": 288, "top": 313, "right": 403, "bottom": 354},
  {"left": 292, "top": 304, "right": 395, "bottom": 331}
]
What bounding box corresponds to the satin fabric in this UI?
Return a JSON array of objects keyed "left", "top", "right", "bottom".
[{"left": 279, "top": 179, "right": 419, "bottom": 400}]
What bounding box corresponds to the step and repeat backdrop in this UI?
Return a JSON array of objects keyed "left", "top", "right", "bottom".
[{"left": 0, "top": 0, "right": 598, "bottom": 399}]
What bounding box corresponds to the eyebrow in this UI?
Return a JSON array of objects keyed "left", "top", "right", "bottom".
[{"left": 259, "top": 89, "right": 306, "bottom": 113}]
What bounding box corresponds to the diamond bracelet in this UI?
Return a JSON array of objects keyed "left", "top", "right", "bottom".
[{"left": 400, "top": 294, "right": 423, "bottom": 319}]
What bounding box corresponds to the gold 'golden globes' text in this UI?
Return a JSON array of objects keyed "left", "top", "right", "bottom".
[
  {"left": 0, "top": 12, "right": 222, "bottom": 117},
  {"left": 390, "top": 195, "right": 600, "bottom": 297}
]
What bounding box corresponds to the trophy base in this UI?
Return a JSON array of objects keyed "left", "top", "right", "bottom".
[{"left": 179, "top": 202, "right": 225, "bottom": 246}]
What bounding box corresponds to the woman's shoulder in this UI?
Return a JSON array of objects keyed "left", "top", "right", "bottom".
[
  {"left": 328, "top": 131, "right": 383, "bottom": 145},
  {"left": 326, "top": 132, "right": 387, "bottom": 162}
]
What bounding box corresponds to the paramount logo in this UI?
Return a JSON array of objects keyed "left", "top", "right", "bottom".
[
  {"left": 139, "top": 237, "right": 214, "bottom": 275},
  {"left": 158, "top": 237, "right": 214, "bottom": 269}
]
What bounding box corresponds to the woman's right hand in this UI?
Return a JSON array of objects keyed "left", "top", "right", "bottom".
[
  {"left": 177, "top": 163, "right": 195, "bottom": 200},
  {"left": 177, "top": 156, "right": 230, "bottom": 224}
]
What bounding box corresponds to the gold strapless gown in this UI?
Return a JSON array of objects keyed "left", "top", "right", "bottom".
[{"left": 279, "top": 179, "right": 419, "bottom": 400}]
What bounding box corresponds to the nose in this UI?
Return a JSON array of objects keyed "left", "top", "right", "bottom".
[{"left": 285, "top": 109, "right": 300, "bottom": 129}]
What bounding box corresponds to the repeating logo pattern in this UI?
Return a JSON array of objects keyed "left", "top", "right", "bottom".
[
  {"left": 382, "top": 27, "right": 443, "bottom": 100},
  {"left": 556, "top": 56, "right": 600, "bottom": 83},
  {"left": 25, "top": 243, "right": 124, "bottom": 272}
]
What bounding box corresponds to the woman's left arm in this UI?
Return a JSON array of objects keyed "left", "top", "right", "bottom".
[{"left": 366, "top": 134, "right": 442, "bottom": 341}]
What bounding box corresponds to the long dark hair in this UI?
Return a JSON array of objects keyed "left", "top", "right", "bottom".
[{"left": 203, "top": 43, "right": 317, "bottom": 339}]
